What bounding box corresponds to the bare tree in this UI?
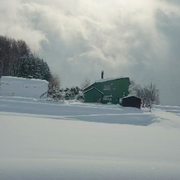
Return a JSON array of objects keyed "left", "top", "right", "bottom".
[
  {"left": 129, "top": 81, "right": 160, "bottom": 109},
  {"left": 80, "top": 79, "right": 91, "bottom": 90},
  {"left": 49, "top": 74, "right": 61, "bottom": 91},
  {"left": 143, "top": 83, "right": 160, "bottom": 110},
  {"left": 128, "top": 80, "right": 138, "bottom": 96}
]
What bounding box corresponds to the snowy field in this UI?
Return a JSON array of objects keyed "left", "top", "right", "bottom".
[{"left": 0, "top": 96, "right": 180, "bottom": 180}]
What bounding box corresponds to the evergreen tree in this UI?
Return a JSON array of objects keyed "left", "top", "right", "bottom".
[{"left": 0, "top": 35, "right": 52, "bottom": 82}]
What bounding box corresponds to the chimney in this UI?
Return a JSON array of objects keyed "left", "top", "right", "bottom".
[{"left": 101, "top": 71, "right": 104, "bottom": 79}]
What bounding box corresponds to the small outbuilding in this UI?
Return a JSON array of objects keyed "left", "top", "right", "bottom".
[{"left": 121, "top": 96, "right": 141, "bottom": 109}]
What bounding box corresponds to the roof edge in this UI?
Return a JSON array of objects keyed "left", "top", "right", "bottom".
[
  {"left": 83, "top": 77, "right": 130, "bottom": 91},
  {"left": 83, "top": 87, "right": 104, "bottom": 95}
]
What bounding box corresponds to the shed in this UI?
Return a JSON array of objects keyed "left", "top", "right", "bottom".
[{"left": 122, "top": 96, "right": 141, "bottom": 109}]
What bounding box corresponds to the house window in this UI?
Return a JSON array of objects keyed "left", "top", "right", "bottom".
[
  {"left": 103, "top": 84, "right": 110, "bottom": 90},
  {"left": 103, "top": 96, "right": 112, "bottom": 101},
  {"left": 112, "top": 85, "right": 116, "bottom": 90}
]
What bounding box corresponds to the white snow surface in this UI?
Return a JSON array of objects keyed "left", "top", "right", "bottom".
[
  {"left": 0, "top": 96, "right": 180, "bottom": 180},
  {"left": 0, "top": 76, "right": 48, "bottom": 98}
]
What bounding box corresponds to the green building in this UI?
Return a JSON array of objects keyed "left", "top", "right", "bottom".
[{"left": 83, "top": 77, "right": 130, "bottom": 104}]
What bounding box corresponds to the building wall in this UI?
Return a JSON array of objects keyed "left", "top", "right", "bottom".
[
  {"left": 122, "top": 96, "right": 141, "bottom": 109},
  {"left": 84, "top": 89, "right": 103, "bottom": 103}
]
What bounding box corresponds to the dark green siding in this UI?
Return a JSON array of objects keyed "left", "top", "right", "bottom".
[
  {"left": 84, "top": 88, "right": 103, "bottom": 103},
  {"left": 84, "top": 77, "right": 130, "bottom": 104}
]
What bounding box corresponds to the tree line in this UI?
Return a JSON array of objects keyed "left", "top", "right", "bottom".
[{"left": 0, "top": 35, "right": 51, "bottom": 81}]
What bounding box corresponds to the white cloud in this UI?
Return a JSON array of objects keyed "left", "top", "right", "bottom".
[
  {"left": 0, "top": 0, "right": 46, "bottom": 51},
  {"left": 1, "top": 0, "right": 180, "bottom": 105}
]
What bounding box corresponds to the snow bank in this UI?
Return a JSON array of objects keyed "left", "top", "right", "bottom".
[
  {"left": 0, "top": 96, "right": 155, "bottom": 126},
  {"left": 0, "top": 76, "right": 48, "bottom": 98}
]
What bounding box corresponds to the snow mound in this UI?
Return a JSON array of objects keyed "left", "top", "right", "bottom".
[{"left": 0, "top": 76, "right": 48, "bottom": 98}]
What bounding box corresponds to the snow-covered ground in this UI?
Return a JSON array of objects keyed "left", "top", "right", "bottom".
[{"left": 0, "top": 96, "right": 180, "bottom": 180}]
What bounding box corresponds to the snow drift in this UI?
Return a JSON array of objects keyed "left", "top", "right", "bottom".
[{"left": 0, "top": 76, "right": 48, "bottom": 98}]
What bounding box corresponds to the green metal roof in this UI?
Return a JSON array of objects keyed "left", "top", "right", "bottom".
[{"left": 83, "top": 77, "right": 130, "bottom": 91}]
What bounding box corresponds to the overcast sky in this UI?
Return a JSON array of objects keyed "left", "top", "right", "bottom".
[{"left": 0, "top": 0, "right": 180, "bottom": 105}]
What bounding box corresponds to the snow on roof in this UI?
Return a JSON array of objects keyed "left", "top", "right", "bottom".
[
  {"left": 84, "top": 87, "right": 104, "bottom": 94},
  {"left": 83, "top": 77, "right": 130, "bottom": 91},
  {"left": 122, "top": 95, "right": 141, "bottom": 99},
  {"left": 95, "top": 76, "right": 129, "bottom": 83}
]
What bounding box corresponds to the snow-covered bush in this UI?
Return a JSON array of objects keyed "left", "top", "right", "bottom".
[{"left": 46, "top": 86, "right": 84, "bottom": 101}]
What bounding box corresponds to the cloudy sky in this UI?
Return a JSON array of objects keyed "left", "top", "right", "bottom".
[{"left": 1, "top": 0, "right": 180, "bottom": 105}]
